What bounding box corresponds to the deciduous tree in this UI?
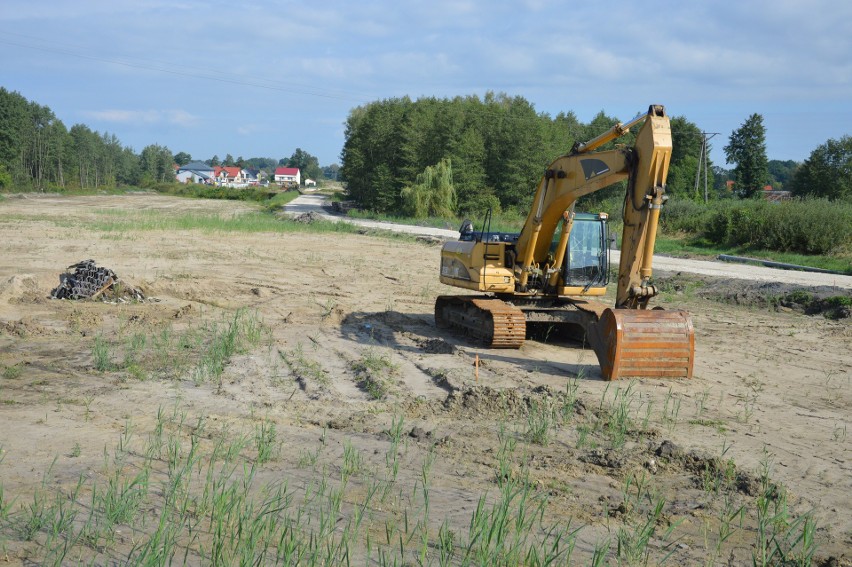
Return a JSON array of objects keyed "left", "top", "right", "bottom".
[
  {"left": 790, "top": 136, "right": 852, "bottom": 200},
  {"left": 400, "top": 159, "right": 456, "bottom": 217},
  {"left": 174, "top": 152, "right": 192, "bottom": 166}
]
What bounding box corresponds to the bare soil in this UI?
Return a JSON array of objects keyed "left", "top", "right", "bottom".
[{"left": 0, "top": 194, "right": 850, "bottom": 565}]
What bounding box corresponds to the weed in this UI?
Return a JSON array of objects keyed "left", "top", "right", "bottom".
[
  {"left": 737, "top": 391, "right": 758, "bottom": 424},
  {"left": 709, "top": 493, "right": 745, "bottom": 562},
  {"left": 351, "top": 348, "right": 398, "bottom": 399},
  {"left": 98, "top": 466, "right": 149, "bottom": 528},
  {"left": 254, "top": 419, "right": 278, "bottom": 464},
  {"left": 385, "top": 412, "right": 405, "bottom": 445},
  {"left": 16, "top": 488, "right": 50, "bottom": 541},
  {"left": 617, "top": 497, "right": 669, "bottom": 564},
  {"left": 118, "top": 418, "right": 135, "bottom": 455},
  {"left": 92, "top": 334, "right": 113, "bottom": 371},
  {"left": 752, "top": 448, "right": 819, "bottom": 566},
  {"left": 689, "top": 418, "right": 728, "bottom": 434},
  {"left": 2, "top": 364, "right": 22, "bottom": 379},
  {"left": 495, "top": 423, "right": 517, "bottom": 486},
  {"left": 318, "top": 299, "right": 338, "bottom": 320},
  {"left": 590, "top": 539, "right": 611, "bottom": 567},
  {"left": 280, "top": 343, "right": 328, "bottom": 389},
  {"left": 438, "top": 519, "right": 456, "bottom": 564},
  {"left": 599, "top": 382, "right": 637, "bottom": 449},
  {"left": 833, "top": 423, "right": 847, "bottom": 443},
  {"left": 342, "top": 441, "right": 363, "bottom": 480},
  {"left": 662, "top": 387, "right": 682, "bottom": 431},
  {"left": 562, "top": 375, "right": 580, "bottom": 418},
  {"left": 694, "top": 387, "right": 710, "bottom": 417},
  {"left": 123, "top": 332, "right": 147, "bottom": 368},
  {"left": 525, "top": 398, "right": 555, "bottom": 446},
  {"left": 576, "top": 423, "right": 593, "bottom": 449},
  {"left": 83, "top": 395, "right": 95, "bottom": 422},
  {"left": 194, "top": 310, "right": 256, "bottom": 385},
  {"left": 298, "top": 447, "right": 321, "bottom": 468}
]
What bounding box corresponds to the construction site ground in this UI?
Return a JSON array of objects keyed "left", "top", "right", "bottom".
[{"left": 0, "top": 193, "right": 849, "bottom": 565}]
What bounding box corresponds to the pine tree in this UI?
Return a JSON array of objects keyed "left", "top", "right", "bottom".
[{"left": 723, "top": 114, "right": 769, "bottom": 198}]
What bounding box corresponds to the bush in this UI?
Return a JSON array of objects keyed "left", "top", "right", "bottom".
[
  {"left": 659, "top": 198, "right": 713, "bottom": 234},
  {"left": 699, "top": 198, "right": 852, "bottom": 255},
  {"left": 157, "top": 183, "right": 276, "bottom": 203}
]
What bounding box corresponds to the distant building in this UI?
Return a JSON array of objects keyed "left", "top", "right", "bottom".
[
  {"left": 274, "top": 167, "right": 301, "bottom": 187},
  {"left": 763, "top": 185, "right": 792, "bottom": 202},
  {"left": 213, "top": 166, "right": 248, "bottom": 187},
  {"left": 176, "top": 161, "right": 215, "bottom": 184}
]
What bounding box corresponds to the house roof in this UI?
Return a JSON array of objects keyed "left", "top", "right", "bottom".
[
  {"left": 274, "top": 167, "right": 300, "bottom": 176},
  {"left": 214, "top": 166, "right": 242, "bottom": 178},
  {"left": 180, "top": 161, "right": 214, "bottom": 172}
]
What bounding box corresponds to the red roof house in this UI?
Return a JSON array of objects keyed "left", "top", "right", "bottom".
[{"left": 274, "top": 167, "right": 301, "bottom": 186}]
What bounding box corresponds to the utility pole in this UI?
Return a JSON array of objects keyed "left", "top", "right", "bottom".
[{"left": 694, "top": 132, "right": 719, "bottom": 203}]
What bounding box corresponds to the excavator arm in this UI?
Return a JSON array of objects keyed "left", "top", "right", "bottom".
[{"left": 514, "top": 105, "right": 671, "bottom": 307}]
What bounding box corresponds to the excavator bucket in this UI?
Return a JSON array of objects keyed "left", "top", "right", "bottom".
[{"left": 590, "top": 308, "right": 694, "bottom": 380}]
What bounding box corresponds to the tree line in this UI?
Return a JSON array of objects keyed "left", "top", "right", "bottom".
[
  {"left": 340, "top": 94, "right": 852, "bottom": 218},
  {"left": 2, "top": 86, "right": 848, "bottom": 204},
  {"left": 0, "top": 87, "right": 180, "bottom": 190},
  {"left": 0, "top": 88, "right": 329, "bottom": 190}
]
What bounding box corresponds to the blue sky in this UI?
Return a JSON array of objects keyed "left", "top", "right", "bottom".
[{"left": 2, "top": 0, "right": 850, "bottom": 168}]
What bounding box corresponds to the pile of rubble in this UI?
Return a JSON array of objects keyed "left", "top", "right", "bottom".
[
  {"left": 50, "top": 259, "right": 145, "bottom": 302},
  {"left": 292, "top": 211, "right": 323, "bottom": 223}
]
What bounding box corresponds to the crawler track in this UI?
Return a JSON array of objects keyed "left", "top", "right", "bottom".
[{"left": 435, "top": 296, "right": 526, "bottom": 348}]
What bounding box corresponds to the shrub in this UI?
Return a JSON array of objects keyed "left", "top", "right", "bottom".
[
  {"left": 695, "top": 198, "right": 852, "bottom": 255},
  {"left": 157, "top": 183, "right": 278, "bottom": 203},
  {"left": 660, "top": 198, "right": 713, "bottom": 234}
]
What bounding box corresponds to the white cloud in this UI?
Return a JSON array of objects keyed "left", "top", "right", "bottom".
[
  {"left": 83, "top": 109, "right": 199, "bottom": 126},
  {"left": 237, "top": 123, "right": 264, "bottom": 136}
]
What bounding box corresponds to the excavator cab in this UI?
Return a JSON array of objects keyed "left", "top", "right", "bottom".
[{"left": 563, "top": 213, "right": 609, "bottom": 289}]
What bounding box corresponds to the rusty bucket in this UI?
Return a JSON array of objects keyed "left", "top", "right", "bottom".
[{"left": 591, "top": 308, "right": 695, "bottom": 380}]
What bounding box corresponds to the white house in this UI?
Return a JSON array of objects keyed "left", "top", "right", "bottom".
[{"left": 274, "top": 167, "right": 300, "bottom": 187}]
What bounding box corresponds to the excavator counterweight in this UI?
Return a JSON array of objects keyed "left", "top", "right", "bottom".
[{"left": 435, "top": 104, "right": 695, "bottom": 380}]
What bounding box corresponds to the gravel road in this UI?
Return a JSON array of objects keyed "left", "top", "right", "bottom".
[{"left": 284, "top": 193, "right": 852, "bottom": 290}]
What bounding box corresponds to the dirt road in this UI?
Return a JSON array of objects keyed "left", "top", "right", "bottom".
[
  {"left": 285, "top": 193, "right": 852, "bottom": 290},
  {"left": 0, "top": 194, "right": 849, "bottom": 565}
]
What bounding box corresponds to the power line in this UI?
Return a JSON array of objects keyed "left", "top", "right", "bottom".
[
  {"left": 694, "top": 132, "right": 720, "bottom": 202},
  {"left": 0, "top": 33, "right": 374, "bottom": 104}
]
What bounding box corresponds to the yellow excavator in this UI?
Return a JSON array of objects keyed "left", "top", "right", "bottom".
[{"left": 436, "top": 104, "right": 694, "bottom": 380}]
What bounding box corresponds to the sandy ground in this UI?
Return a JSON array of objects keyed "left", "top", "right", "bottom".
[{"left": 0, "top": 193, "right": 850, "bottom": 565}]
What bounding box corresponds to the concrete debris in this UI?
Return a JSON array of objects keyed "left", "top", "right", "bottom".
[
  {"left": 50, "top": 259, "right": 145, "bottom": 301},
  {"left": 292, "top": 211, "right": 323, "bottom": 223}
]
